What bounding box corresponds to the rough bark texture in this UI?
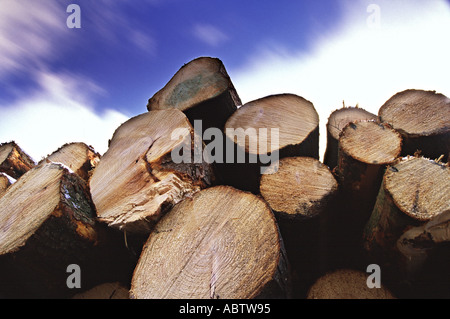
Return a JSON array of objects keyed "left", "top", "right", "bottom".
[
  {"left": 147, "top": 56, "right": 241, "bottom": 133},
  {"left": 130, "top": 186, "right": 291, "bottom": 299},
  {"left": 0, "top": 141, "right": 35, "bottom": 179},
  {"left": 306, "top": 269, "right": 396, "bottom": 299},
  {"left": 324, "top": 106, "right": 377, "bottom": 169},
  {"left": 0, "top": 162, "right": 100, "bottom": 298},
  {"left": 379, "top": 89, "right": 450, "bottom": 162},
  {"left": 363, "top": 156, "right": 450, "bottom": 297},
  {"left": 90, "top": 109, "right": 215, "bottom": 235},
  {"left": 220, "top": 93, "right": 319, "bottom": 193},
  {"left": 40, "top": 142, "right": 100, "bottom": 182},
  {"left": 260, "top": 156, "right": 338, "bottom": 298}
]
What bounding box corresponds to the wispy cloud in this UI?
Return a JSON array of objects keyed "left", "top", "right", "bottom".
[
  {"left": 0, "top": 0, "right": 65, "bottom": 77},
  {"left": 231, "top": 0, "right": 450, "bottom": 159},
  {"left": 192, "top": 23, "right": 229, "bottom": 47},
  {"left": 0, "top": 70, "right": 129, "bottom": 161}
]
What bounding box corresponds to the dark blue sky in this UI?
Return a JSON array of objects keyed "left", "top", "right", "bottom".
[
  {"left": 0, "top": 1, "right": 342, "bottom": 116},
  {"left": 1, "top": 0, "right": 448, "bottom": 160}
]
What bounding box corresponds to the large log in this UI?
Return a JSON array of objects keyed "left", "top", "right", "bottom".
[
  {"left": 306, "top": 269, "right": 396, "bottom": 299},
  {"left": 323, "top": 106, "right": 377, "bottom": 170},
  {"left": 147, "top": 57, "right": 241, "bottom": 133},
  {"left": 378, "top": 89, "right": 450, "bottom": 162},
  {"left": 0, "top": 162, "right": 99, "bottom": 298},
  {"left": 363, "top": 156, "right": 450, "bottom": 296},
  {"left": 259, "top": 156, "right": 338, "bottom": 297},
  {"left": 40, "top": 142, "right": 100, "bottom": 182},
  {"left": 89, "top": 109, "right": 215, "bottom": 235},
  {"left": 130, "top": 186, "right": 290, "bottom": 299},
  {"left": 221, "top": 93, "right": 319, "bottom": 193},
  {"left": 0, "top": 141, "right": 35, "bottom": 179}
]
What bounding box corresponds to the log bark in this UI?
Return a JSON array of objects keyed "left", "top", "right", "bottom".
[
  {"left": 395, "top": 210, "right": 450, "bottom": 298},
  {"left": 379, "top": 89, "right": 450, "bottom": 162},
  {"left": 259, "top": 156, "right": 338, "bottom": 297},
  {"left": 0, "top": 141, "right": 35, "bottom": 179},
  {"left": 306, "top": 269, "right": 396, "bottom": 299},
  {"left": 333, "top": 120, "right": 402, "bottom": 269},
  {"left": 221, "top": 93, "right": 319, "bottom": 193},
  {"left": 40, "top": 142, "right": 100, "bottom": 182},
  {"left": 0, "top": 162, "right": 100, "bottom": 298},
  {"left": 363, "top": 156, "right": 450, "bottom": 296},
  {"left": 323, "top": 106, "right": 377, "bottom": 170},
  {"left": 147, "top": 56, "right": 241, "bottom": 133},
  {"left": 336, "top": 120, "right": 402, "bottom": 225},
  {"left": 89, "top": 109, "right": 215, "bottom": 235},
  {"left": 130, "top": 185, "right": 291, "bottom": 299}
]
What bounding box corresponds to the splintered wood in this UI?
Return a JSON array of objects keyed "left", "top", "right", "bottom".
[
  {"left": 89, "top": 109, "right": 215, "bottom": 235},
  {"left": 0, "top": 141, "right": 35, "bottom": 179},
  {"left": 0, "top": 56, "right": 449, "bottom": 300},
  {"left": 130, "top": 186, "right": 290, "bottom": 299}
]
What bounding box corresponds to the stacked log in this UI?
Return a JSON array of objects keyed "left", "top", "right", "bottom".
[
  {"left": 379, "top": 89, "right": 449, "bottom": 161},
  {"left": 0, "top": 141, "right": 35, "bottom": 179},
  {"left": 259, "top": 156, "right": 338, "bottom": 297},
  {"left": 363, "top": 156, "right": 449, "bottom": 297},
  {"left": 221, "top": 93, "right": 319, "bottom": 193},
  {"left": 323, "top": 106, "right": 377, "bottom": 170},
  {"left": 0, "top": 57, "right": 448, "bottom": 300}
]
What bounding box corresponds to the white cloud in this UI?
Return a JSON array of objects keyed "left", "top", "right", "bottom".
[
  {"left": 0, "top": 71, "right": 129, "bottom": 162},
  {"left": 230, "top": 0, "right": 450, "bottom": 160},
  {"left": 192, "top": 23, "right": 229, "bottom": 47},
  {"left": 0, "top": 0, "right": 65, "bottom": 77}
]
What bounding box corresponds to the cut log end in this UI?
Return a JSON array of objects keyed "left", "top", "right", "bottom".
[
  {"left": 306, "top": 269, "right": 396, "bottom": 299},
  {"left": 0, "top": 141, "right": 35, "bottom": 179},
  {"left": 225, "top": 93, "right": 319, "bottom": 156},
  {"left": 339, "top": 120, "right": 402, "bottom": 165},
  {"left": 324, "top": 106, "right": 377, "bottom": 168},
  {"left": 384, "top": 156, "right": 450, "bottom": 222},
  {"left": 41, "top": 142, "right": 100, "bottom": 181},
  {"left": 260, "top": 156, "right": 338, "bottom": 220},
  {"left": 130, "top": 186, "right": 290, "bottom": 299},
  {"left": 90, "top": 109, "right": 215, "bottom": 235},
  {"left": 379, "top": 89, "right": 450, "bottom": 137}
]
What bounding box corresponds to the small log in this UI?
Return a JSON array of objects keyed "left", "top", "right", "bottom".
[
  {"left": 363, "top": 156, "right": 450, "bottom": 295},
  {"left": 334, "top": 120, "right": 402, "bottom": 269},
  {"left": 378, "top": 89, "right": 450, "bottom": 162},
  {"left": 306, "top": 269, "right": 396, "bottom": 299},
  {"left": 0, "top": 141, "right": 35, "bottom": 179},
  {"left": 259, "top": 156, "right": 338, "bottom": 297},
  {"left": 89, "top": 109, "right": 215, "bottom": 235},
  {"left": 221, "top": 93, "right": 319, "bottom": 193},
  {"left": 337, "top": 120, "right": 402, "bottom": 224},
  {"left": 130, "top": 186, "right": 290, "bottom": 299},
  {"left": 72, "top": 282, "right": 129, "bottom": 299},
  {"left": 147, "top": 56, "right": 241, "bottom": 133},
  {"left": 0, "top": 172, "right": 15, "bottom": 198},
  {"left": 40, "top": 142, "right": 100, "bottom": 182},
  {"left": 396, "top": 210, "right": 450, "bottom": 298},
  {"left": 0, "top": 162, "right": 99, "bottom": 298},
  {"left": 323, "top": 106, "right": 377, "bottom": 169}
]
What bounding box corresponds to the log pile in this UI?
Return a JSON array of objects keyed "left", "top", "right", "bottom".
[{"left": 0, "top": 57, "right": 448, "bottom": 299}]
